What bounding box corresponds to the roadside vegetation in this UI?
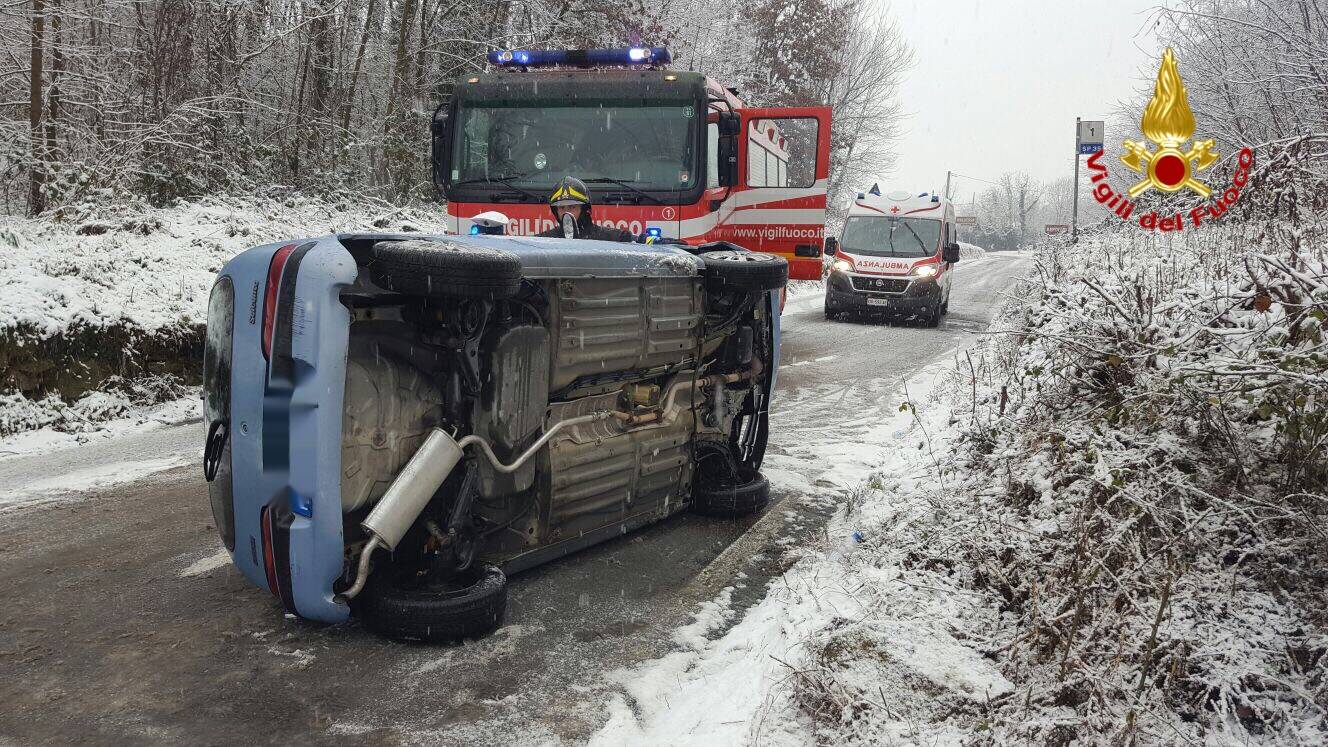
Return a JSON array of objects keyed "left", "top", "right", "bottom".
[{"left": 786, "top": 1, "right": 1328, "bottom": 738}]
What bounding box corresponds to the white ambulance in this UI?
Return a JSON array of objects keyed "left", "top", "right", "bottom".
[{"left": 823, "top": 189, "right": 962, "bottom": 326}]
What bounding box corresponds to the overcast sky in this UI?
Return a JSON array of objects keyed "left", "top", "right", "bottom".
[{"left": 878, "top": 0, "right": 1161, "bottom": 207}]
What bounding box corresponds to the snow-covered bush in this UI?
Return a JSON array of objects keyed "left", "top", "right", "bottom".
[
  {"left": 948, "top": 218, "right": 1327, "bottom": 741},
  {"left": 791, "top": 167, "right": 1326, "bottom": 742}
]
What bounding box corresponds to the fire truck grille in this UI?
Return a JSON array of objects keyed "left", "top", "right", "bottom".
[{"left": 851, "top": 276, "right": 909, "bottom": 294}]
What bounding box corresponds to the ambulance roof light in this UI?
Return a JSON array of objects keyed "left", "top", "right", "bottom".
[{"left": 488, "top": 47, "right": 672, "bottom": 68}]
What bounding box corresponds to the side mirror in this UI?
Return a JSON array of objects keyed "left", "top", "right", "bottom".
[
  {"left": 717, "top": 134, "right": 738, "bottom": 188},
  {"left": 431, "top": 105, "right": 451, "bottom": 190},
  {"left": 824, "top": 237, "right": 839, "bottom": 256},
  {"left": 942, "top": 242, "right": 961, "bottom": 264},
  {"left": 718, "top": 112, "right": 740, "bottom": 136},
  {"left": 716, "top": 112, "right": 740, "bottom": 188}
]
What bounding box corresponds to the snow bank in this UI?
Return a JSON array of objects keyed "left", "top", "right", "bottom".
[
  {"left": 0, "top": 193, "right": 446, "bottom": 439},
  {"left": 593, "top": 221, "right": 1327, "bottom": 744}
]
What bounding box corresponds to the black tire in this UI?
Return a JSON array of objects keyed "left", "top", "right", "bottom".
[
  {"left": 356, "top": 563, "right": 507, "bottom": 643},
  {"left": 924, "top": 303, "right": 942, "bottom": 328},
  {"left": 701, "top": 250, "right": 788, "bottom": 291},
  {"left": 692, "top": 471, "right": 770, "bottom": 517},
  {"left": 370, "top": 239, "right": 521, "bottom": 299}
]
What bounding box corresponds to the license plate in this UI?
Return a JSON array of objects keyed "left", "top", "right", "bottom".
[{"left": 866, "top": 297, "right": 891, "bottom": 307}]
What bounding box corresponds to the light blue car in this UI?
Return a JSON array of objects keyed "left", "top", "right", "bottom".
[{"left": 202, "top": 233, "right": 785, "bottom": 641}]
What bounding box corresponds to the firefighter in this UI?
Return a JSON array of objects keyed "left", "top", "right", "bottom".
[{"left": 536, "top": 176, "right": 635, "bottom": 242}]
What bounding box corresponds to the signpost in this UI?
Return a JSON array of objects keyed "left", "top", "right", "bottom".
[
  {"left": 956, "top": 215, "right": 976, "bottom": 227},
  {"left": 1072, "top": 118, "right": 1105, "bottom": 239},
  {"left": 1045, "top": 224, "right": 1070, "bottom": 235},
  {"left": 1078, "top": 120, "right": 1104, "bottom": 154}
]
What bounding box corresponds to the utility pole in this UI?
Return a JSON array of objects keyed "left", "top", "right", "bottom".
[
  {"left": 1071, "top": 117, "right": 1080, "bottom": 240},
  {"left": 944, "top": 170, "right": 952, "bottom": 201}
]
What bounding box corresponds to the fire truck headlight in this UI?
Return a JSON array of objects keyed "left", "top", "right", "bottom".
[
  {"left": 832, "top": 259, "right": 853, "bottom": 274},
  {"left": 628, "top": 47, "right": 650, "bottom": 62},
  {"left": 911, "top": 265, "right": 939, "bottom": 279}
]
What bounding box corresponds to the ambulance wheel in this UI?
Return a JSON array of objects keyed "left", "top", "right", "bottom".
[
  {"left": 701, "top": 250, "right": 789, "bottom": 292},
  {"left": 924, "top": 303, "right": 942, "bottom": 328},
  {"left": 356, "top": 563, "right": 507, "bottom": 643},
  {"left": 371, "top": 239, "right": 521, "bottom": 299}
]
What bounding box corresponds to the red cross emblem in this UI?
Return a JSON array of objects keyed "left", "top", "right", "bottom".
[{"left": 890, "top": 206, "right": 900, "bottom": 214}]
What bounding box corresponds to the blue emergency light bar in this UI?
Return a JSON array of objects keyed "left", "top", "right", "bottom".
[{"left": 488, "top": 47, "right": 672, "bottom": 68}]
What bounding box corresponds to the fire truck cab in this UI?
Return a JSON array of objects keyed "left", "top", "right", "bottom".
[
  {"left": 430, "top": 47, "right": 832, "bottom": 281},
  {"left": 823, "top": 190, "right": 963, "bottom": 326}
]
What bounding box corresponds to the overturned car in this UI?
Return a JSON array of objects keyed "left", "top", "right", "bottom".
[{"left": 202, "top": 233, "right": 786, "bottom": 641}]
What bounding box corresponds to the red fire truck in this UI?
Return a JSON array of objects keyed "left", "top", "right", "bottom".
[{"left": 430, "top": 47, "right": 832, "bottom": 280}]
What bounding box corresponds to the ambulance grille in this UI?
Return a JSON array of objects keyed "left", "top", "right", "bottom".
[{"left": 851, "top": 276, "right": 909, "bottom": 294}]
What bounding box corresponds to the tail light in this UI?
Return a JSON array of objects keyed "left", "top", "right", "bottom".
[
  {"left": 260, "top": 506, "right": 280, "bottom": 598},
  {"left": 261, "top": 244, "right": 296, "bottom": 359}
]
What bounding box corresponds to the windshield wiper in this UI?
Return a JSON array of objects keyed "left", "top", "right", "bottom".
[
  {"left": 885, "top": 220, "right": 928, "bottom": 258},
  {"left": 582, "top": 177, "right": 666, "bottom": 205},
  {"left": 899, "top": 222, "right": 928, "bottom": 256},
  {"left": 450, "top": 174, "right": 543, "bottom": 202}
]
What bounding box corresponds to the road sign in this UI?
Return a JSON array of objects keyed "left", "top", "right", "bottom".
[
  {"left": 1045, "top": 224, "right": 1070, "bottom": 235},
  {"left": 1078, "top": 120, "right": 1104, "bottom": 154},
  {"left": 955, "top": 216, "right": 976, "bottom": 226}
]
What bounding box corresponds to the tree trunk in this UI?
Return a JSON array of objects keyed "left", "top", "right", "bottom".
[
  {"left": 342, "top": 0, "right": 377, "bottom": 134},
  {"left": 385, "top": 0, "right": 418, "bottom": 121},
  {"left": 28, "top": 0, "right": 46, "bottom": 215},
  {"left": 46, "top": 0, "right": 62, "bottom": 167}
]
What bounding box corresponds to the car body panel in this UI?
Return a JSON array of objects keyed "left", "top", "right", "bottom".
[{"left": 212, "top": 232, "right": 780, "bottom": 624}]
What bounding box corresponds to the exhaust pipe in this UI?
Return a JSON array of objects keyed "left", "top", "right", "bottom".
[
  {"left": 340, "top": 411, "right": 613, "bottom": 602},
  {"left": 338, "top": 429, "right": 463, "bottom": 602}
]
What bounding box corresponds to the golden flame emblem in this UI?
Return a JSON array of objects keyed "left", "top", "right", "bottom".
[{"left": 1121, "top": 48, "right": 1218, "bottom": 198}]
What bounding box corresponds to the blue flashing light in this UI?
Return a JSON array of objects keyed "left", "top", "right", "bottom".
[
  {"left": 469, "top": 225, "right": 481, "bottom": 235},
  {"left": 931, "top": 195, "right": 941, "bottom": 203},
  {"left": 290, "top": 490, "right": 313, "bottom": 517},
  {"left": 646, "top": 227, "right": 663, "bottom": 238},
  {"left": 488, "top": 47, "right": 672, "bottom": 68}
]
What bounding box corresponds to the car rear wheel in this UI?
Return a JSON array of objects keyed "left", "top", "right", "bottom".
[
  {"left": 692, "top": 470, "right": 770, "bottom": 517},
  {"left": 701, "top": 250, "right": 789, "bottom": 291},
  {"left": 356, "top": 563, "right": 507, "bottom": 643},
  {"left": 370, "top": 239, "right": 522, "bottom": 299}
]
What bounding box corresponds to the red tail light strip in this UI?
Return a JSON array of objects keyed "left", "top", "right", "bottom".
[{"left": 261, "top": 244, "right": 296, "bottom": 360}]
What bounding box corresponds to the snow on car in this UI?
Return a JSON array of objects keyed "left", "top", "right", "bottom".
[
  {"left": 823, "top": 190, "right": 963, "bottom": 326},
  {"left": 202, "top": 233, "right": 787, "bottom": 641}
]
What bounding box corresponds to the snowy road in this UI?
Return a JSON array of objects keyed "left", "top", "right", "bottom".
[{"left": 0, "top": 252, "right": 1028, "bottom": 745}]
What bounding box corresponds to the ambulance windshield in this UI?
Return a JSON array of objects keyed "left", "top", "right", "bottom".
[
  {"left": 451, "top": 99, "right": 699, "bottom": 195},
  {"left": 840, "top": 216, "right": 941, "bottom": 258}
]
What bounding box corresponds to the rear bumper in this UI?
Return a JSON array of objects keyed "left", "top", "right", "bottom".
[
  {"left": 824, "top": 271, "right": 940, "bottom": 313},
  {"left": 220, "top": 236, "right": 358, "bottom": 624}
]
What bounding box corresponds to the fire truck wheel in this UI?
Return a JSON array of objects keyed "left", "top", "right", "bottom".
[
  {"left": 692, "top": 470, "right": 770, "bottom": 517},
  {"left": 356, "top": 563, "right": 507, "bottom": 643},
  {"left": 700, "top": 250, "right": 789, "bottom": 292},
  {"left": 370, "top": 239, "right": 522, "bottom": 299}
]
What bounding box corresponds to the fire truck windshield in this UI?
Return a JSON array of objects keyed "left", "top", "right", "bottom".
[
  {"left": 841, "top": 216, "right": 941, "bottom": 258},
  {"left": 451, "top": 99, "right": 699, "bottom": 197}
]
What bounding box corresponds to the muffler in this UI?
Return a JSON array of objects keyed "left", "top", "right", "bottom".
[
  {"left": 338, "top": 429, "right": 463, "bottom": 602},
  {"left": 338, "top": 411, "right": 615, "bottom": 603}
]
